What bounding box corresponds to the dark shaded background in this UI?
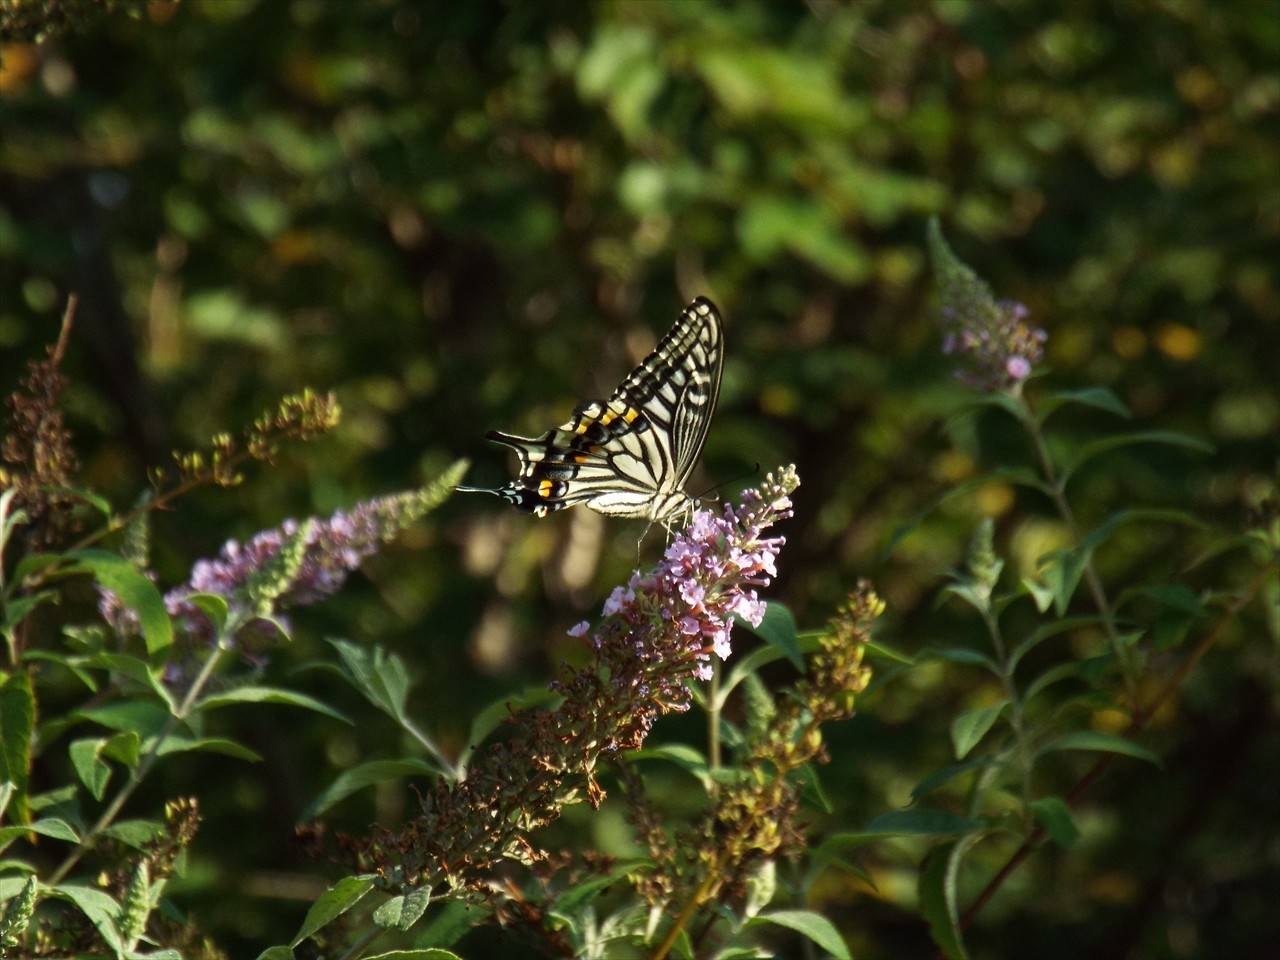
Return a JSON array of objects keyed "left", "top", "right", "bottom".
[{"left": 2, "top": 1, "right": 1279, "bottom": 956}]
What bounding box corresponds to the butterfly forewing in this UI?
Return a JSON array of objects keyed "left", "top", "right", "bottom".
[{"left": 472, "top": 297, "right": 724, "bottom": 521}]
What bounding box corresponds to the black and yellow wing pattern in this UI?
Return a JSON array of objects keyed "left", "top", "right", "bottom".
[{"left": 460, "top": 297, "right": 724, "bottom": 522}]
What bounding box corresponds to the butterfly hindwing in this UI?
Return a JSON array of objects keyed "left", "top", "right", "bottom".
[{"left": 468, "top": 297, "right": 725, "bottom": 521}]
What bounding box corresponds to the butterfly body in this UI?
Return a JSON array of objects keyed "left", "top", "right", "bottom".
[{"left": 461, "top": 297, "right": 724, "bottom": 523}]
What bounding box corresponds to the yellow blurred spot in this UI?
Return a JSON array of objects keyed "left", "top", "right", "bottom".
[
  {"left": 0, "top": 44, "right": 37, "bottom": 95},
  {"left": 538, "top": 480, "right": 553, "bottom": 497},
  {"left": 975, "top": 481, "right": 1014, "bottom": 517},
  {"left": 1091, "top": 707, "right": 1130, "bottom": 733},
  {"left": 1111, "top": 325, "right": 1147, "bottom": 359},
  {"left": 933, "top": 450, "right": 975, "bottom": 483},
  {"left": 1176, "top": 65, "right": 1220, "bottom": 109},
  {"left": 759, "top": 384, "right": 799, "bottom": 417},
  {"left": 271, "top": 230, "right": 319, "bottom": 265},
  {"left": 624, "top": 407, "right": 639, "bottom": 423},
  {"left": 1087, "top": 872, "right": 1138, "bottom": 904},
  {"left": 1150, "top": 142, "right": 1199, "bottom": 188},
  {"left": 1155, "top": 323, "right": 1202, "bottom": 361}
]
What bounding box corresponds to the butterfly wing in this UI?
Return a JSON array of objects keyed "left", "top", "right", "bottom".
[{"left": 464, "top": 298, "right": 724, "bottom": 520}]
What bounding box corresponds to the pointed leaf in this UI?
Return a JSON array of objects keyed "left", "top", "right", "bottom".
[
  {"left": 86, "top": 653, "right": 176, "bottom": 712},
  {"left": 745, "top": 910, "right": 849, "bottom": 960},
  {"left": 0, "top": 673, "right": 34, "bottom": 823},
  {"left": 150, "top": 737, "right": 261, "bottom": 762},
  {"left": 919, "top": 836, "right": 981, "bottom": 960},
  {"left": 950, "top": 701, "right": 1008, "bottom": 759},
  {"left": 366, "top": 952, "right": 463, "bottom": 960},
  {"left": 255, "top": 948, "right": 294, "bottom": 960},
  {"left": 70, "top": 550, "right": 173, "bottom": 653},
  {"left": 328, "top": 640, "right": 410, "bottom": 723},
  {"left": 373, "top": 887, "right": 432, "bottom": 931},
  {"left": 301, "top": 758, "right": 439, "bottom": 821},
  {"left": 194, "top": 686, "right": 351, "bottom": 725},
  {"left": 69, "top": 738, "right": 112, "bottom": 801},
  {"left": 291, "top": 874, "right": 377, "bottom": 946},
  {"left": 1029, "top": 796, "right": 1079, "bottom": 847},
  {"left": 1037, "top": 387, "right": 1130, "bottom": 422},
  {"left": 740, "top": 601, "right": 802, "bottom": 670},
  {"left": 0, "top": 817, "right": 80, "bottom": 845},
  {"left": 1061, "top": 430, "right": 1212, "bottom": 487},
  {"left": 50, "top": 884, "right": 124, "bottom": 951},
  {"left": 1038, "top": 730, "right": 1160, "bottom": 766}
]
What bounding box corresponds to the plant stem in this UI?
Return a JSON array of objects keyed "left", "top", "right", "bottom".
[
  {"left": 943, "top": 561, "right": 1274, "bottom": 951},
  {"left": 651, "top": 870, "right": 717, "bottom": 960},
  {"left": 401, "top": 715, "right": 459, "bottom": 781},
  {"left": 47, "top": 630, "right": 231, "bottom": 885},
  {"left": 982, "top": 610, "right": 1032, "bottom": 815},
  {"left": 708, "top": 659, "right": 722, "bottom": 778},
  {"left": 1016, "top": 394, "right": 1138, "bottom": 708}
]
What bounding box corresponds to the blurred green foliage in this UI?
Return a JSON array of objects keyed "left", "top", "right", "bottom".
[{"left": 2, "top": 0, "right": 1279, "bottom": 957}]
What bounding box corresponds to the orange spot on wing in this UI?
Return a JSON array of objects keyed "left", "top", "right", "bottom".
[{"left": 538, "top": 480, "right": 554, "bottom": 497}]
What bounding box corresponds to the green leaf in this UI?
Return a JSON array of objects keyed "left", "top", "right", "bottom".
[
  {"left": 551, "top": 859, "right": 648, "bottom": 915},
  {"left": 624, "top": 744, "right": 712, "bottom": 790},
  {"left": 745, "top": 910, "right": 849, "bottom": 960},
  {"left": 255, "top": 948, "right": 294, "bottom": 960},
  {"left": 1060, "top": 430, "right": 1212, "bottom": 487},
  {"left": 457, "top": 685, "right": 562, "bottom": 776},
  {"left": 412, "top": 900, "right": 484, "bottom": 948},
  {"left": 740, "top": 601, "right": 802, "bottom": 670},
  {"left": 290, "top": 874, "right": 377, "bottom": 947},
  {"left": 366, "top": 951, "right": 463, "bottom": 960},
  {"left": 1029, "top": 796, "right": 1079, "bottom": 847},
  {"left": 301, "top": 758, "right": 439, "bottom": 821},
  {"left": 918, "top": 836, "right": 981, "bottom": 960},
  {"left": 21, "top": 650, "right": 97, "bottom": 692},
  {"left": 1024, "top": 662, "right": 1086, "bottom": 703},
  {"left": 69, "top": 550, "right": 173, "bottom": 653},
  {"left": 864, "top": 638, "right": 914, "bottom": 665},
  {"left": 186, "top": 593, "right": 229, "bottom": 635},
  {"left": 910, "top": 756, "right": 998, "bottom": 802},
  {"left": 1037, "top": 731, "right": 1160, "bottom": 766},
  {"left": 0, "top": 673, "right": 34, "bottom": 823},
  {"left": 50, "top": 884, "right": 124, "bottom": 952},
  {"left": 718, "top": 633, "right": 824, "bottom": 708},
  {"left": 1008, "top": 617, "right": 1104, "bottom": 672},
  {"left": 838, "top": 808, "right": 987, "bottom": 846},
  {"left": 194, "top": 685, "right": 351, "bottom": 724},
  {"left": 9, "top": 552, "right": 59, "bottom": 585},
  {"left": 373, "top": 887, "right": 432, "bottom": 931},
  {"left": 328, "top": 639, "right": 411, "bottom": 724},
  {"left": 69, "top": 738, "right": 113, "bottom": 801},
  {"left": 925, "top": 647, "right": 1001, "bottom": 675},
  {"left": 101, "top": 819, "right": 165, "bottom": 849},
  {"left": 1020, "top": 576, "right": 1055, "bottom": 614},
  {"left": 950, "top": 701, "right": 1008, "bottom": 759},
  {"left": 85, "top": 653, "right": 176, "bottom": 713},
  {"left": 150, "top": 737, "right": 262, "bottom": 763},
  {"left": 76, "top": 700, "right": 170, "bottom": 736},
  {"left": 0, "top": 817, "right": 80, "bottom": 845},
  {"left": 1, "top": 590, "right": 58, "bottom": 631},
  {"left": 44, "top": 485, "right": 112, "bottom": 516},
  {"left": 1037, "top": 386, "right": 1131, "bottom": 422}
]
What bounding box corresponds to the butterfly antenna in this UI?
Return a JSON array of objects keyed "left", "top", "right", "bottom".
[{"left": 693, "top": 462, "right": 761, "bottom": 502}]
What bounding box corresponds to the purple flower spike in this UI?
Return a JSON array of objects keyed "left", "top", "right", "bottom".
[{"left": 928, "top": 219, "right": 1047, "bottom": 392}]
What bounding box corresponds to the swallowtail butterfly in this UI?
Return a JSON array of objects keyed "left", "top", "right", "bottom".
[{"left": 459, "top": 297, "right": 724, "bottom": 524}]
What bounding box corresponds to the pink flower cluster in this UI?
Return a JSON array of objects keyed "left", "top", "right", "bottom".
[{"left": 567, "top": 469, "right": 795, "bottom": 687}]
